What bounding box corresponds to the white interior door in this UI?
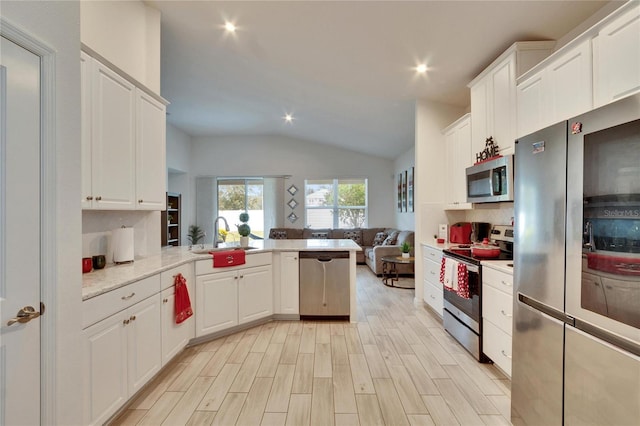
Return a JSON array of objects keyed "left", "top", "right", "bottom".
[{"left": 0, "top": 36, "right": 42, "bottom": 425}]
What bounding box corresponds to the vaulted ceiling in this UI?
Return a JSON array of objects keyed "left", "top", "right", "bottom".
[{"left": 150, "top": 0, "right": 615, "bottom": 159}]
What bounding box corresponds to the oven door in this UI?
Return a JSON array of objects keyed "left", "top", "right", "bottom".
[{"left": 442, "top": 257, "right": 481, "bottom": 329}]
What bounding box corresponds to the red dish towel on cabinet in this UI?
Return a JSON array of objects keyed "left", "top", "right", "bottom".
[{"left": 174, "top": 273, "right": 193, "bottom": 324}]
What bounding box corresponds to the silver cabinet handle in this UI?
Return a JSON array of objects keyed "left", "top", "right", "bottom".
[
  {"left": 501, "top": 350, "right": 512, "bottom": 359},
  {"left": 501, "top": 280, "right": 512, "bottom": 287},
  {"left": 138, "top": 199, "right": 143, "bottom": 203},
  {"left": 121, "top": 292, "right": 135, "bottom": 300},
  {"left": 163, "top": 298, "right": 169, "bottom": 304},
  {"left": 500, "top": 309, "right": 512, "bottom": 318},
  {"left": 430, "top": 294, "right": 436, "bottom": 299},
  {"left": 123, "top": 319, "right": 130, "bottom": 325},
  {"left": 95, "top": 196, "right": 102, "bottom": 201},
  {"left": 130, "top": 315, "right": 136, "bottom": 321}
]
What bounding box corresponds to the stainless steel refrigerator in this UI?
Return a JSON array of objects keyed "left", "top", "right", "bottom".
[{"left": 512, "top": 93, "right": 640, "bottom": 425}]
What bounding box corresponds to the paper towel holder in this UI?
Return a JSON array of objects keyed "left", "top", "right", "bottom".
[{"left": 113, "top": 225, "right": 135, "bottom": 264}]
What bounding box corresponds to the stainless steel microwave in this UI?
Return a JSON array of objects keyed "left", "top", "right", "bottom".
[{"left": 466, "top": 155, "right": 514, "bottom": 203}]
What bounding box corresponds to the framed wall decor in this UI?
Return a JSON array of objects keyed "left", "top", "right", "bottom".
[
  {"left": 288, "top": 198, "right": 298, "bottom": 209},
  {"left": 402, "top": 170, "right": 407, "bottom": 212},
  {"left": 287, "top": 184, "right": 298, "bottom": 196},
  {"left": 397, "top": 173, "right": 403, "bottom": 212},
  {"left": 408, "top": 167, "right": 414, "bottom": 212}
]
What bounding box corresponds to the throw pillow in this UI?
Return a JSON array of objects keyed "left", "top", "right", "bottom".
[
  {"left": 382, "top": 230, "right": 400, "bottom": 245},
  {"left": 373, "top": 232, "right": 388, "bottom": 246},
  {"left": 270, "top": 230, "right": 287, "bottom": 239},
  {"left": 343, "top": 230, "right": 362, "bottom": 245},
  {"left": 311, "top": 232, "right": 329, "bottom": 239}
]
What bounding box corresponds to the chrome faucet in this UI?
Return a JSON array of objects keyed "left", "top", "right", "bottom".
[{"left": 213, "top": 216, "right": 230, "bottom": 248}]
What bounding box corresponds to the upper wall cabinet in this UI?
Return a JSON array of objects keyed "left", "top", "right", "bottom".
[
  {"left": 517, "top": 39, "right": 593, "bottom": 137},
  {"left": 593, "top": 3, "right": 640, "bottom": 107},
  {"left": 443, "top": 114, "right": 473, "bottom": 210},
  {"left": 81, "top": 51, "right": 167, "bottom": 210},
  {"left": 469, "top": 42, "right": 555, "bottom": 160}
]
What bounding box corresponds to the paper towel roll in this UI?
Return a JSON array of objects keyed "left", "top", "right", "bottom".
[{"left": 112, "top": 226, "right": 134, "bottom": 263}]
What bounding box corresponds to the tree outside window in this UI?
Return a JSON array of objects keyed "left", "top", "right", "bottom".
[
  {"left": 217, "top": 179, "right": 264, "bottom": 239},
  {"left": 305, "top": 179, "right": 367, "bottom": 228}
]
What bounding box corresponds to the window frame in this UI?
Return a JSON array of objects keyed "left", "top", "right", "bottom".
[{"left": 304, "top": 178, "right": 368, "bottom": 229}]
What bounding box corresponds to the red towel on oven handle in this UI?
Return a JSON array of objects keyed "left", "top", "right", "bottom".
[
  {"left": 456, "top": 263, "right": 471, "bottom": 299},
  {"left": 174, "top": 273, "right": 193, "bottom": 324}
]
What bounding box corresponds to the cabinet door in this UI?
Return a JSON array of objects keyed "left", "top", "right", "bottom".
[
  {"left": 83, "top": 312, "right": 128, "bottom": 426},
  {"left": 594, "top": 4, "right": 640, "bottom": 107},
  {"left": 91, "top": 60, "right": 136, "bottom": 209},
  {"left": 444, "top": 128, "right": 457, "bottom": 206},
  {"left": 279, "top": 252, "right": 300, "bottom": 315},
  {"left": 196, "top": 270, "right": 238, "bottom": 336},
  {"left": 517, "top": 70, "right": 546, "bottom": 138},
  {"left": 239, "top": 265, "right": 273, "bottom": 324},
  {"left": 546, "top": 39, "right": 593, "bottom": 123},
  {"left": 136, "top": 90, "right": 166, "bottom": 210},
  {"left": 454, "top": 117, "right": 472, "bottom": 203},
  {"left": 127, "top": 295, "right": 162, "bottom": 395},
  {"left": 491, "top": 55, "right": 516, "bottom": 156},
  {"left": 470, "top": 78, "right": 490, "bottom": 162},
  {"left": 161, "top": 285, "right": 195, "bottom": 366},
  {"left": 80, "top": 52, "right": 93, "bottom": 209}
]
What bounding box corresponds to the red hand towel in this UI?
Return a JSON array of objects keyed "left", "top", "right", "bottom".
[
  {"left": 440, "top": 257, "right": 446, "bottom": 284},
  {"left": 456, "top": 263, "right": 471, "bottom": 299},
  {"left": 174, "top": 273, "right": 193, "bottom": 324}
]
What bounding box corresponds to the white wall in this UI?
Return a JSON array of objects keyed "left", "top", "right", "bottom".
[
  {"left": 80, "top": 0, "right": 161, "bottom": 93},
  {"left": 394, "top": 147, "right": 416, "bottom": 231},
  {"left": 2, "top": 2, "right": 83, "bottom": 424},
  {"left": 190, "top": 135, "right": 395, "bottom": 235}
]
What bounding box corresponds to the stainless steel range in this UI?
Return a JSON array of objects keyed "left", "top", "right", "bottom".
[{"left": 442, "top": 225, "right": 514, "bottom": 361}]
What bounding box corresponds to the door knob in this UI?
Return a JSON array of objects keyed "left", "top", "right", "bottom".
[{"left": 7, "top": 305, "right": 42, "bottom": 326}]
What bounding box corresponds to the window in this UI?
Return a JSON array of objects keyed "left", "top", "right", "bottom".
[
  {"left": 217, "top": 178, "right": 264, "bottom": 239},
  {"left": 305, "top": 179, "right": 368, "bottom": 228}
]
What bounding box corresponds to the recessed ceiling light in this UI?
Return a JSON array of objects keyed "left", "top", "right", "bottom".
[
  {"left": 283, "top": 114, "right": 294, "bottom": 123},
  {"left": 224, "top": 22, "right": 236, "bottom": 33},
  {"left": 416, "top": 63, "right": 428, "bottom": 74}
]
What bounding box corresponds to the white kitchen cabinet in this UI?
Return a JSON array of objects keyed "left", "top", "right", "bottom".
[
  {"left": 517, "top": 39, "right": 593, "bottom": 137},
  {"left": 238, "top": 265, "right": 274, "bottom": 324},
  {"left": 278, "top": 251, "right": 300, "bottom": 315},
  {"left": 90, "top": 58, "right": 137, "bottom": 209},
  {"left": 83, "top": 293, "right": 161, "bottom": 426},
  {"left": 443, "top": 114, "right": 472, "bottom": 209},
  {"left": 196, "top": 269, "right": 239, "bottom": 336},
  {"left": 470, "top": 42, "right": 555, "bottom": 159},
  {"left": 160, "top": 264, "right": 195, "bottom": 366},
  {"left": 593, "top": 3, "right": 640, "bottom": 107},
  {"left": 81, "top": 52, "right": 167, "bottom": 211},
  {"left": 481, "top": 264, "right": 514, "bottom": 377},
  {"left": 135, "top": 89, "right": 166, "bottom": 210},
  {"left": 422, "top": 244, "right": 443, "bottom": 316}
]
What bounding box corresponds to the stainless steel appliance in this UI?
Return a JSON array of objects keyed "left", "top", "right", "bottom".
[
  {"left": 466, "top": 154, "right": 514, "bottom": 203},
  {"left": 299, "top": 251, "right": 350, "bottom": 319},
  {"left": 442, "top": 225, "right": 514, "bottom": 361},
  {"left": 512, "top": 93, "right": 640, "bottom": 425}
]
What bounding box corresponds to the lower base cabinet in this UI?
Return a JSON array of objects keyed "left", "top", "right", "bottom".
[
  {"left": 422, "top": 244, "right": 444, "bottom": 316},
  {"left": 160, "top": 285, "right": 195, "bottom": 366},
  {"left": 83, "top": 294, "right": 161, "bottom": 425}
]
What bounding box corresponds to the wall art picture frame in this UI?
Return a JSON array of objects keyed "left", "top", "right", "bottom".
[
  {"left": 408, "top": 167, "right": 414, "bottom": 213},
  {"left": 402, "top": 170, "right": 407, "bottom": 212},
  {"left": 397, "top": 173, "right": 403, "bottom": 212}
]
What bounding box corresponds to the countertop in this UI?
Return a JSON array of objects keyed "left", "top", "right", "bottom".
[
  {"left": 481, "top": 260, "right": 514, "bottom": 275},
  {"left": 82, "top": 239, "right": 361, "bottom": 301},
  {"left": 421, "top": 240, "right": 454, "bottom": 251}
]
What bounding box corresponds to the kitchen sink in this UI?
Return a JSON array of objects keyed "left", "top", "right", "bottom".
[{"left": 191, "top": 246, "right": 258, "bottom": 254}]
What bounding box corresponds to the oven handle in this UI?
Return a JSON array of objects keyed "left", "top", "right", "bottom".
[{"left": 443, "top": 255, "right": 479, "bottom": 273}]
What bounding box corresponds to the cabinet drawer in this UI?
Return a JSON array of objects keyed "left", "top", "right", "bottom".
[
  {"left": 161, "top": 263, "right": 193, "bottom": 290},
  {"left": 195, "top": 252, "right": 272, "bottom": 276},
  {"left": 482, "top": 284, "right": 513, "bottom": 335},
  {"left": 422, "top": 245, "right": 443, "bottom": 263},
  {"left": 483, "top": 266, "right": 513, "bottom": 295},
  {"left": 483, "top": 319, "right": 512, "bottom": 377},
  {"left": 423, "top": 280, "right": 443, "bottom": 316},
  {"left": 423, "top": 258, "right": 441, "bottom": 286},
  {"left": 82, "top": 274, "right": 161, "bottom": 329}
]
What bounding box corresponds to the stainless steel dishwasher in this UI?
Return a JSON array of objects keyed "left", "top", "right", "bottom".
[{"left": 299, "top": 251, "right": 350, "bottom": 319}]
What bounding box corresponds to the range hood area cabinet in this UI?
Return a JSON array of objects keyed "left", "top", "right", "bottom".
[
  {"left": 81, "top": 50, "right": 168, "bottom": 211},
  {"left": 443, "top": 113, "right": 473, "bottom": 210},
  {"left": 468, "top": 41, "right": 555, "bottom": 160}
]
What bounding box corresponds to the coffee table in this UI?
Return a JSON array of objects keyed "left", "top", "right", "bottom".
[{"left": 381, "top": 256, "right": 415, "bottom": 289}]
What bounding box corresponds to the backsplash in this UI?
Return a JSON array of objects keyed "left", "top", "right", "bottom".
[
  {"left": 82, "top": 210, "right": 161, "bottom": 263},
  {"left": 465, "top": 202, "right": 514, "bottom": 227}
]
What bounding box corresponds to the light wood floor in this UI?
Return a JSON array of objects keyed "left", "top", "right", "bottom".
[{"left": 112, "top": 266, "right": 512, "bottom": 426}]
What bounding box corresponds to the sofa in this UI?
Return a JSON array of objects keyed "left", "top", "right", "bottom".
[{"left": 267, "top": 227, "right": 415, "bottom": 276}]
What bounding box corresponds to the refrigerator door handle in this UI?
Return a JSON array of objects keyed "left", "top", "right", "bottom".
[
  {"left": 574, "top": 318, "right": 640, "bottom": 358},
  {"left": 518, "top": 293, "right": 575, "bottom": 325}
]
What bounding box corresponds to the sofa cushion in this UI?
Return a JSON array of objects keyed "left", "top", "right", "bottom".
[
  {"left": 361, "top": 228, "right": 386, "bottom": 246},
  {"left": 396, "top": 230, "right": 415, "bottom": 248},
  {"left": 382, "top": 230, "right": 400, "bottom": 245},
  {"left": 269, "top": 229, "right": 288, "bottom": 239},
  {"left": 373, "top": 232, "right": 388, "bottom": 246},
  {"left": 343, "top": 230, "right": 363, "bottom": 245}
]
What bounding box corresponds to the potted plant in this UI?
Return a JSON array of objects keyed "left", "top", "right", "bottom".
[
  {"left": 187, "top": 225, "right": 205, "bottom": 249},
  {"left": 401, "top": 241, "right": 411, "bottom": 258},
  {"left": 237, "top": 212, "right": 251, "bottom": 247}
]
